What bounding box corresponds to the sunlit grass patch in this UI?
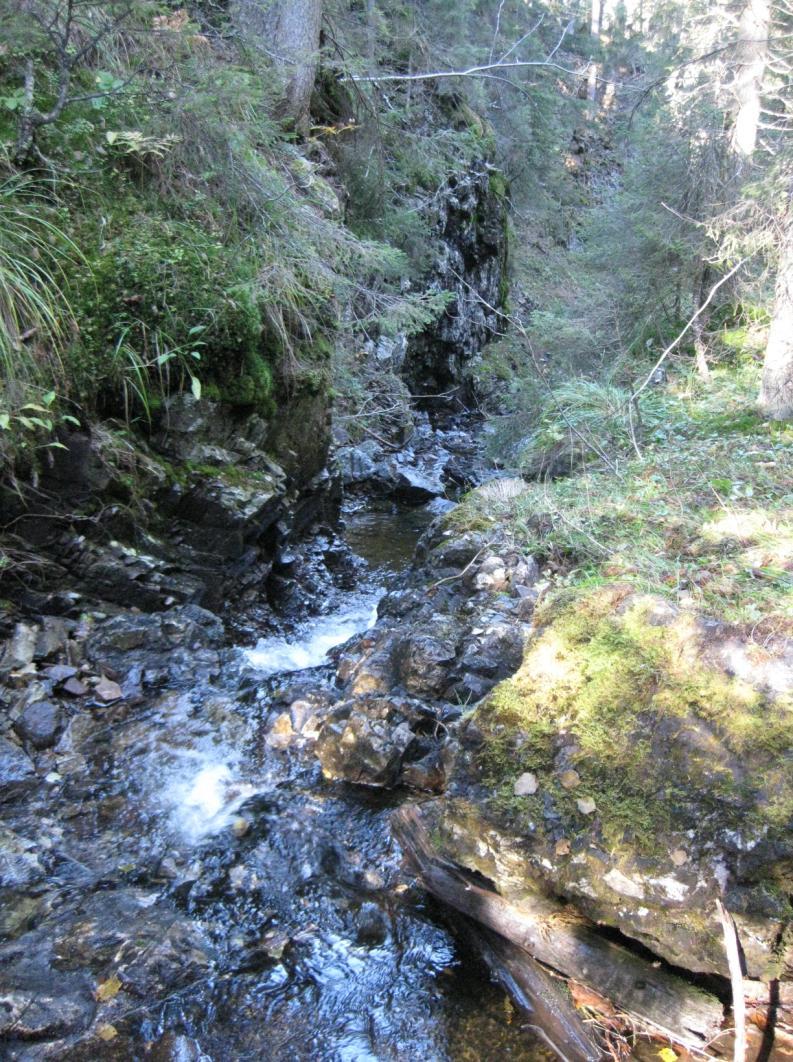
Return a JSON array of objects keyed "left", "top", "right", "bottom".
[{"left": 456, "top": 365, "right": 793, "bottom": 625}]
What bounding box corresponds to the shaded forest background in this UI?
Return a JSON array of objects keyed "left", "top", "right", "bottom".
[{"left": 0, "top": 0, "right": 791, "bottom": 476}]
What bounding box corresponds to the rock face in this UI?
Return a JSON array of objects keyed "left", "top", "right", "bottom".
[
  {"left": 405, "top": 162, "right": 508, "bottom": 403},
  {"left": 0, "top": 388, "right": 340, "bottom": 616}
]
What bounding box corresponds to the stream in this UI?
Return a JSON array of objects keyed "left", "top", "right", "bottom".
[{"left": 2, "top": 500, "right": 551, "bottom": 1060}]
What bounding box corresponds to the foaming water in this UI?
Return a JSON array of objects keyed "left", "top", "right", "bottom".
[
  {"left": 244, "top": 589, "right": 381, "bottom": 676},
  {"left": 157, "top": 589, "right": 383, "bottom": 844},
  {"left": 166, "top": 762, "right": 252, "bottom": 842}
]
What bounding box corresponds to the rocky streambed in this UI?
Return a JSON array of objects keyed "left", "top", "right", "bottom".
[
  {"left": 3, "top": 439, "right": 793, "bottom": 1058},
  {"left": 0, "top": 479, "right": 559, "bottom": 1061}
]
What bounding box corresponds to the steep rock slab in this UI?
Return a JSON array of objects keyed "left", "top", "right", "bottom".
[{"left": 406, "top": 162, "right": 508, "bottom": 404}]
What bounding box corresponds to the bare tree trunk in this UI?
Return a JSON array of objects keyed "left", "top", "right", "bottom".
[
  {"left": 731, "top": 0, "right": 770, "bottom": 160},
  {"left": 692, "top": 264, "right": 712, "bottom": 379},
  {"left": 232, "top": 0, "right": 323, "bottom": 134},
  {"left": 274, "top": 0, "right": 323, "bottom": 134},
  {"left": 760, "top": 211, "right": 793, "bottom": 419}
]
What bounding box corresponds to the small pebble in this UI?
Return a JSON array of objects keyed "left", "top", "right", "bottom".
[
  {"left": 577, "top": 797, "right": 596, "bottom": 815},
  {"left": 62, "top": 677, "right": 88, "bottom": 697},
  {"left": 513, "top": 772, "right": 538, "bottom": 796},
  {"left": 560, "top": 769, "right": 581, "bottom": 790}
]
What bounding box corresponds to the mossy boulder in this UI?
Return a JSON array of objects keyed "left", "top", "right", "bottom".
[{"left": 443, "top": 583, "right": 793, "bottom": 979}]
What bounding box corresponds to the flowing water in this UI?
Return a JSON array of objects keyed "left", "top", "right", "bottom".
[{"left": 5, "top": 501, "right": 549, "bottom": 1061}]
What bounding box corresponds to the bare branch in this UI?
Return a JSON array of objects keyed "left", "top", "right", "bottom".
[
  {"left": 345, "top": 26, "right": 582, "bottom": 86},
  {"left": 631, "top": 257, "right": 750, "bottom": 401},
  {"left": 346, "top": 57, "right": 582, "bottom": 85}
]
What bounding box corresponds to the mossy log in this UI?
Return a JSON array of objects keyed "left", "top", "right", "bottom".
[{"left": 393, "top": 804, "right": 725, "bottom": 1053}]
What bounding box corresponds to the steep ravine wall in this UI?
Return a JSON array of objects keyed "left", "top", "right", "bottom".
[
  {"left": 405, "top": 162, "right": 509, "bottom": 408},
  {"left": 0, "top": 155, "right": 509, "bottom": 626}
]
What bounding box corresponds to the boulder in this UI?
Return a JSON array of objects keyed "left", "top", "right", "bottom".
[
  {"left": 316, "top": 696, "right": 417, "bottom": 787},
  {"left": 14, "top": 699, "right": 65, "bottom": 749},
  {"left": 392, "top": 463, "right": 445, "bottom": 502},
  {"left": 336, "top": 445, "right": 378, "bottom": 486},
  {"left": 436, "top": 587, "right": 793, "bottom": 980},
  {"left": 86, "top": 604, "right": 223, "bottom": 677},
  {"left": 316, "top": 695, "right": 445, "bottom": 789}
]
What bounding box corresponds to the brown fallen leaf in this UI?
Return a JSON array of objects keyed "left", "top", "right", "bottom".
[{"left": 569, "top": 980, "right": 616, "bottom": 1016}]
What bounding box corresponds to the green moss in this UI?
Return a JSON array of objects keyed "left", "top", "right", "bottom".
[
  {"left": 219, "top": 348, "right": 274, "bottom": 413},
  {"left": 476, "top": 585, "right": 793, "bottom": 860},
  {"left": 65, "top": 219, "right": 279, "bottom": 416}
]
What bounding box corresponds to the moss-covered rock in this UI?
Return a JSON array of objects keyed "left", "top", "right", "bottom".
[{"left": 444, "top": 583, "right": 793, "bottom": 979}]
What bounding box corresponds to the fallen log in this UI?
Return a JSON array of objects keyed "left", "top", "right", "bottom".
[
  {"left": 458, "top": 918, "right": 604, "bottom": 1061},
  {"left": 394, "top": 804, "right": 724, "bottom": 1053}
]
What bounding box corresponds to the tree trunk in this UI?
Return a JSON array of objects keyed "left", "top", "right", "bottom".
[
  {"left": 730, "top": 0, "right": 770, "bottom": 160},
  {"left": 692, "top": 263, "right": 712, "bottom": 379},
  {"left": 760, "top": 210, "right": 793, "bottom": 419},
  {"left": 231, "top": 0, "right": 323, "bottom": 134},
  {"left": 274, "top": 0, "right": 323, "bottom": 134},
  {"left": 393, "top": 804, "right": 725, "bottom": 1052}
]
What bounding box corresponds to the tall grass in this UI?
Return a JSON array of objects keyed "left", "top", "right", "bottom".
[{"left": 0, "top": 174, "right": 76, "bottom": 403}]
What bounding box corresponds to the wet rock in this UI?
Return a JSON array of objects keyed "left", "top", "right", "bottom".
[
  {"left": 266, "top": 712, "right": 294, "bottom": 749},
  {"left": 392, "top": 464, "right": 445, "bottom": 502},
  {"left": 316, "top": 696, "right": 424, "bottom": 787},
  {"left": 355, "top": 902, "right": 388, "bottom": 946},
  {"left": 86, "top": 604, "right": 223, "bottom": 678},
  {"left": 0, "top": 976, "right": 95, "bottom": 1041},
  {"left": 0, "top": 827, "right": 45, "bottom": 887},
  {"left": 420, "top": 530, "right": 489, "bottom": 574},
  {"left": 405, "top": 161, "right": 508, "bottom": 401},
  {"left": 0, "top": 622, "right": 37, "bottom": 673},
  {"left": 260, "top": 928, "right": 290, "bottom": 960},
  {"left": 0, "top": 737, "right": 36, "bottom": 801},
  {"left": 14, "top": 699, "right": 64, "bottom": 749},
  {"left": 400, "top": 742, "right": 456, "bottom": 793},
  {"left": 454, "top": 621, "right": 526, "bottom": 697},
  {"left": 53, "top": 891, "right": 213, "bottom": 996},
  {"left": 345, "top": 640, "right": 400, "bottom": 697},
  {"left": 146, "top": 1032, "right": 208, "bottom": 1061},
  {"left": 397, "top": 633, "right": 458, "bottom": 698},
  {"left": 88, "top": 613, "right": 163, "bottom": 656},
  {"left": 34, "top": 616, "right": 69, "bottom": 661},
  {"left": 336, "top": 445, "right": 378, "bottom": 486}
]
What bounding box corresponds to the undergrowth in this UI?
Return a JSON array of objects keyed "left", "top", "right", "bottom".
[{"left": 457, "top": 364, "right": 793, "bottom": 627}]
